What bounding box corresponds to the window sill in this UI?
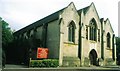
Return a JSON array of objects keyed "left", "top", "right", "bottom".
[
  {"left": 64, "top": 42, "right": 78, "bottom": 45},
  {"left": 89, "top": 40, "right": 97, "bottom": 43},
  {"left": 88, "top": 40, "right": 100, "bottom": 43}
]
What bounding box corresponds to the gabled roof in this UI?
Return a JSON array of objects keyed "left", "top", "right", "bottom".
[
  {"left": 14, "top": 2, "right": 110, "bottom": 36},
  {"left": 78, "top": 2, "right": 101, "bottom": 22},
  {"left": 13, "top": 2, "right": 97, "bottom": 36},
  {"left": 104, "top": 18, "right": 114, "bottom": 33},
  {"left": 14, "top": 2, "right": 80, "bottom": 36}
]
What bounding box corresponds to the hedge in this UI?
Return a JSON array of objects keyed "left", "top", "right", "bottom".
[{"left": 29, "top": 59, "right": 59, "bottom": 67}]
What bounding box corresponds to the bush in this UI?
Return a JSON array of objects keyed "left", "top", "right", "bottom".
[{"left": 30, "top": 59, "right": 59, "bottom": 67}]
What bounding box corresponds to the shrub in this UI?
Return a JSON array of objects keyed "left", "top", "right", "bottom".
[{"left": 30, "top": 59, "right": 59, "bottom": 67}]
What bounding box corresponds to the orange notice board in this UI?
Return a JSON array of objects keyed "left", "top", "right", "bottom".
[{"left": 37, "top": 48, "right": 48, "bottom": 59}]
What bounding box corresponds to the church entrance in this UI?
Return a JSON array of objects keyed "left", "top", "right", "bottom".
[{"left": 89, "top": 49, "right": 97, "bottom": 65}]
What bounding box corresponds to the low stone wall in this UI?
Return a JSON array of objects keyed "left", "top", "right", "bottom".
[{"left": 62, "top": 57, "right": 80, "bottom": 67}]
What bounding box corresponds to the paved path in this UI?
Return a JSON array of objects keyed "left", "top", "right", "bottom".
[
  {"left": 2, "top": 65, "right": 120, "bottom": 71},
  {"left": 4, "top": 64, "right": 28, "bottom": 68},
  {"left": 2, "top": 68, "right": 120, "bottom": 71},
  {"left": 1, "top": 64, "right": 120, "bottom": 71}
]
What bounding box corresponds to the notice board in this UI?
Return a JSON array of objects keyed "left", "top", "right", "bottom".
[{"left": 37, "top": 48, "right": 48, "bottom": 59}]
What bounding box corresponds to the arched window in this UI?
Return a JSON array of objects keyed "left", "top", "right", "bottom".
[
  {"left": 107, "top": 32, "right": 111, "bottom": 48},
  {"left": 68, "top": 21, "right": 75, "bottom": 42},
  {"left": 89, "top": 18, "right": 97, "bottom": 41}
]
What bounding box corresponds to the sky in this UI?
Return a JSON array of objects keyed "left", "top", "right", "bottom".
[{"left": 0, "top": 0, "right": 119, "bottom": 36}]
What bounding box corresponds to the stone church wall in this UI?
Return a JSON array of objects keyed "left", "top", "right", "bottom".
[
  {"left": 46, "top": 20, "right": 60, "bottom": 59},
  {"left": 59, "top": 3, "right": 80, "bottom": 67}
]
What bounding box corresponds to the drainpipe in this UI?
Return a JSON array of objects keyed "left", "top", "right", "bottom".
[
  {"left": 101, "top": 19, "right": 104, "bottom": 60},
  {"left": 101, "top": 31, "right": 104, "bottom": 59},
  {"left": 78, "top": 21, "right": 81, "bottom": 59}
]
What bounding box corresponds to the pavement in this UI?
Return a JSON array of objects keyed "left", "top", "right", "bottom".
[
  {"left": 3, "top": 64, "right": 28, "bottom": 68},
  {"left": 1, "top": 64, "right": 120, "bottom": 71}
]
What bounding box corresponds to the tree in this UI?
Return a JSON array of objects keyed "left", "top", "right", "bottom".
[
  {"left": 2, "top": 19, "right": 13, "bottom": 47},
  {"left": 1, "top": 18, "right": 13, "bottom": 67}
]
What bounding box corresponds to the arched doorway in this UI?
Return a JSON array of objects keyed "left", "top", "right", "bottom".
[{"left": 89, "top": 49, "right": 98, "bottom": 65}]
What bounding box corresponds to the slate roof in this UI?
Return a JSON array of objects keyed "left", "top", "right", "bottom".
[
  {"left": 13, "top": 8, "right": 65, "bottom": 36},
  {"left": 104, "top": 18, "right": 114, "bottom": 32},
  {"left": 14, "top": 5, "right": 90, "bottom": 36}
]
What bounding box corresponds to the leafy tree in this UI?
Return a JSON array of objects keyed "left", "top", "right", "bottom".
[
  {"left": 2, "top": 19, "right": 13, "bottom": 47},
  {"left": 1, "top": 17, "right": 13, "bottom": 67}
]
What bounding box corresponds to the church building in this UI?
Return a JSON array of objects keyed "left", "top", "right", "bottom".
[{"left": 13, "top": 2, "right": 116, "bottom": 66}]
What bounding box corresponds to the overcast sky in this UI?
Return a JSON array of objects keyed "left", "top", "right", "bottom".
[{"left": 0, "top": 0, "right": 119, "bottom": 36}]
